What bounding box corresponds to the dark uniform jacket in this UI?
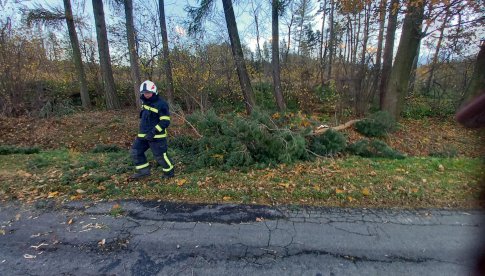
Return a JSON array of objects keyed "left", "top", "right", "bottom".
[{"left": 138, "top": 94, "right": 170, "bottom": 139}]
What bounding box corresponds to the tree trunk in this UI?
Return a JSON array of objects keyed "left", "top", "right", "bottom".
[
  {"left": 272, "top": 0, "right": 286, "bottom": 111},
  {"left": 296, "top": 0, "right": 307, "bottom": 56},
  {"left": 92, "top": 0, "right": 120, "bottom": 110},
  {"left": 63, "top": 0, "right": 91, "bottom": 109},
  {"left": 285, "top": 13, "right": 294, "bottom": 63},
  {"left": 383, "top": 1, "right": 425, "bottom": 119},
  {"left": 124, "top": 0, "right": 141, "bottom": 108},
  {"left": 221, "top": 0, "right": 255, "bottom": 114},
  {"left": 356, "top": 1, "right": 371, "bottom": 116},
  {"left": 461, "top": 41, "right": 485, "bottom": 104},
  {"left": 251, "top": 1, "right": 263, "bottom": 83},
  {"left": 319, "top": 0, "right": 327, "bottom": 86},
  {"left": 326, "top": 0, "right": 334, "bottom": 80},
  {"left": 159, "top": 0, "right": 175, "bottom": 104},
  {"left": 425, "top": 11, "right": 449, "bottom": 94},
  {"left": 379, "top": 0, "right": 399, "bottom": 110},
  {"left": 371, "top": 0, "right": 387, "bottom": 97}
]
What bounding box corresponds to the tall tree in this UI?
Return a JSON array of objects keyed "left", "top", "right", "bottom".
[
  {"left": 326, "top": 0, "right": 335, "bottom": 80},
  {"left": 187, "top": 0, "right": 255, "bottom": 114},
  {"left": 272, "top": 0, "right": 286, "bottom": 111},
  {"left": 123, "top": 0, "right": 141, "bottom": 108},
  {"left": 383, "top": 0, "right": 425, "bottom": 119},
  {"left": 159, "top": 0, "right": 174, "bottom": 104},
  {"left": 371, "top": 0, "right": 387, "bottom": 95},
  {"left": 26, "top": 2, "right": 91, "bottom": 109},
  {"left": 424, "top": 6, "right": 450, "bottom": 93},
  {"left": 63, "top": 0, "right": 91, "bottom": 109},
  {"left": 379, "top": 0, "right": 399, "bottom": 110},
  {"left": 92, "top": 0, "right": 120, "bottom": 109},
  {"left": 318, "top": 0, "right": 328, "bottom": 85},
  {"left": 355, "top": 0, "right": 371, "bottom": 115},
  {"left": 221, "top": 0, "right": 255, "bottom": 114},
  {"left": 462, "top": 41, "right": 485, "bottom": 104}
]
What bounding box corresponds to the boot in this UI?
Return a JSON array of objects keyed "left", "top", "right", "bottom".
[
  {"left": 130, "top": 168, "right": 150, "bottom": 180},
  {"left": 162, "top": 169, "right": 175, "bottom": 179}
]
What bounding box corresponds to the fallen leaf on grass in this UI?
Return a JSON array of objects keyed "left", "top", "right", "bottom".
[
  {"left": 335, "top": 188, "right": 344, "bottom": 194},
  {"left": 369, "top": 171, "right": 377, "bottom": 176},
  {"left": 223, "top": 196, "right": 232, "bottom": 201},
  {"left": 47, "top": 191, "right": 59, "bottom": 198},
  {"left": 362, "top": 188, "right": 371, "bottom": 196},
  {"left": 438, "top": 164, "right": 445, "bottom": 172},
  {"left": 76, "top": 189, "right": 85, "bottom": 194},
  {"left": 278, "top": 183, "right": 290, "bottom": 189},
  {"left": 347, "top": 196, "right": 354, "bottom": 202},
  {"left": 176, "top": 178, "right": 187, "bottom": 186},
  {"left": 70, "top": 195, "right": 82, "bottom": 200}
]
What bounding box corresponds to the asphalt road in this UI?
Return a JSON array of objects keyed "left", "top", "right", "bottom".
[{"left": 0, "top": 200, "right": 483, "bottom": 275}]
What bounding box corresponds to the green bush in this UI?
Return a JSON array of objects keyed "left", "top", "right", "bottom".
[
  {"left": 187, "top": 109, "right": 308, "bottom": 170},
  {"left": 347, "top": 139, "right": 405, "bottom": 159},
  {"left": 91, "top": 144, "right": 124, "bottom": 153},
  {"left": 0, "top": 145, "right": 40, "bottom": 155},
  {"left": 310, "top": 129, "right": 347, "bottom": 156},
  {"left": 354, "top": 111, "right": 397, "bottom": 137}
]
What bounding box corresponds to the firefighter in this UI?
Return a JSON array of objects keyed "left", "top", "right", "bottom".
[{"left": 130, "top": 80, "right": 174, "bottom": 179}]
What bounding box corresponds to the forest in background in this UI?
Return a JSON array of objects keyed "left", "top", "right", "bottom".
[{"left": 0, "top": 0, "right": 483, "bottom": 121}]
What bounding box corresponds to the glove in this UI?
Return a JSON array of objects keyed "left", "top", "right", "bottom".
[{"left": 144, "top": 129, "right": 156, "bottom": 141}]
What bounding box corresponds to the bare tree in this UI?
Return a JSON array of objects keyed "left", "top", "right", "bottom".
[
  {"left": 379, "top": 0, "right": 399, "bottom": 110},
  {"left": 123, "top": 0, "right": 141, "bottom": 108},
  {"left": 26, "top": 2, "right": 91, "bottom": 109},
  {"left": 92, "top": 0, "right": 120, "bottom": 109},
  {"left": 158, "top": 0, "right": 175, "bottom": 104},
  {"left": 272, "top": 0, "right": 286, "bottom": 111},
  {"left": 383, "top": 1, "right": 425, "bottom": 119}
]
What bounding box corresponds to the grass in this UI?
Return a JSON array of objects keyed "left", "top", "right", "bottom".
[{"left": 0, "top": 149, "right": 482, "bottom": 208}]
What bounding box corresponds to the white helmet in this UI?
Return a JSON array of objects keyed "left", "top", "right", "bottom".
[{"left": 140, "top": 80, "right": 157, "bottom": 94}]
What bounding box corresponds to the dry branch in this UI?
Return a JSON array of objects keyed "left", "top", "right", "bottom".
[{"left": 311, "top": 119, "right": 361, "bottom": 135}]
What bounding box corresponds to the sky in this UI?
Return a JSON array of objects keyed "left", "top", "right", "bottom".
[
  {"left": 1, "top": 0, "right": 482, "bottom": 64},
  {"left": 0, "top": 0, "right": 320, "bottom": 53}
]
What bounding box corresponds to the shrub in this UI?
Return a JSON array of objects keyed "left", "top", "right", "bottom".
[
  {"left": 309, "top": 129, "right": 347, "bottom": 156},
  {"left": 0, "top": 145, "right": 40, "bottom": 155},
  {"left": 354, "top": 111, "right": 397, "bottom": 137},
  {"left": 347, "top": 139, "right": 405, "bottom": 159}
]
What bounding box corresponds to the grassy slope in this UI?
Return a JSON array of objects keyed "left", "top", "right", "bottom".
[{"left": 0, "top": 111, "right": 483, "bottom": 207}]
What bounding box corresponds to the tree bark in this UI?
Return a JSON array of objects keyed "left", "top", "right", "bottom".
[
  {"left": 63, "top": 0, "right": 91, "bottom": 109},
  {"left": 272, "top": 0, "right": 286, "bottom": 111},
  {"left": 383, "top": 1, "right": 425, "bottom": 119},
  {"left": 159, "top": 0, "right": 175, "bottom": 104},
  {"left": 371, "top": 0, "right": 387, "bottom": 98},
  {"left": 124, "top": 0, "right": 141, "bottom": 108},
  {"left": 461, "top": 41, "right": 485, "bottom": 104},
  {"left": 326, "top": 0, "right": 334, "bottom": 80},
  {"left": 355, "top": 1, "right": 371, "bottom": 116},
  {"left": 425, "top": 11, "right": 449, "bottom": 94},
  {"left": 379, "top": 0, "right": 399, "bottom": 110},
  {"left": 221, "top": 0, "right": 255, "bottom": 114},
  {"left": 319, "top": 0, "right": 327, "bottom": 86},
  {"left": 92, "top": 0, "right": 120, "bottom": 110}
]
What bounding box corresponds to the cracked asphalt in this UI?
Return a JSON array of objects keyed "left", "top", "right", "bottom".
[{"left": 0, "top": 200, "right": 483, "bottom": 275}]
